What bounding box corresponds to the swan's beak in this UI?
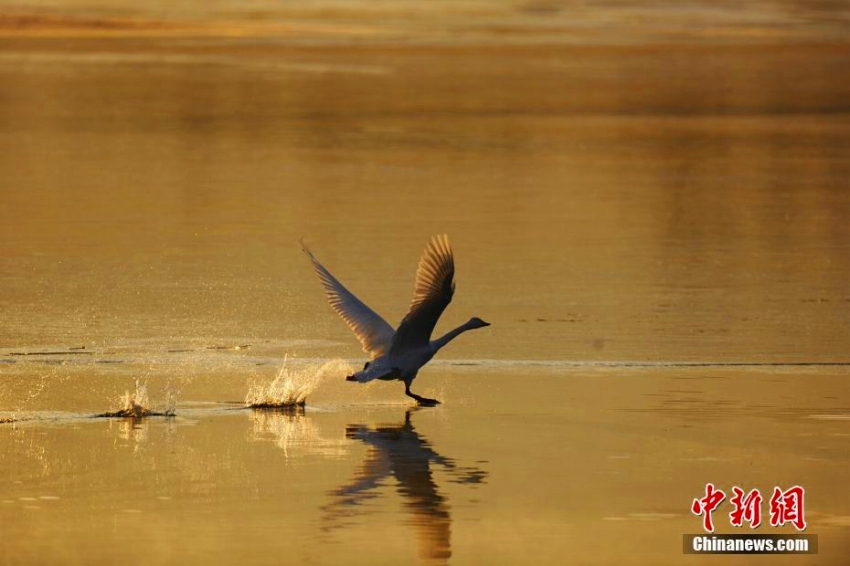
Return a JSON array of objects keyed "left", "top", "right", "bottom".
[
  {"left": 345, "top": 374, "right": 358, "bottom": 382},
  {"left": 481, "top": 320, "right": 491, "bottom": 327}
]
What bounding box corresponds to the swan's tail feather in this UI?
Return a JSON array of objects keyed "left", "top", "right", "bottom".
[
  {"left": 346, "top": 366, "right": 399, "bottom": 384},
  {"left": 346, "top": 371, "right": 379, "bottom": 384}
]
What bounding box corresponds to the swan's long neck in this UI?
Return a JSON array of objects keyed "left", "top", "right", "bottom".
[{"left": 430, "top": 320, "right": 479, "bottom": 354}]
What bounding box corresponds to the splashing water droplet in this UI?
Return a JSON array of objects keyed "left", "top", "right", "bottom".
[
  {"left": 245, "top": 356, "right": 352, "bottom": 408},
  {"left": 120, "top": 379, "right": 150, "bottom": 417},
  {"left": 96, "top": 378, "right": 174, "bottom": 418}
]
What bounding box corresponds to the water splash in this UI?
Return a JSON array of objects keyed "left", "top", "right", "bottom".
[
  {"left": 123, "top": 379, "right": 150, "bottom": 415},
  {"left": 96, "top": 378, "right": 174, "bottom": 418},
  {"left": 161, "top": 374, "right": 189, "bottom": 416},
  {"left": 245, "top": 356, "right": 352, "bottom": 408}
]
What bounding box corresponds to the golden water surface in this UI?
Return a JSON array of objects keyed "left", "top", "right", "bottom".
[{"left": 1, "top": 3, "right": 849, "bottom": 564}]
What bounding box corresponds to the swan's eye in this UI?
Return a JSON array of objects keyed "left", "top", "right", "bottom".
[{"left": 363, "top": 362, "right": 371, "bottom": 370}]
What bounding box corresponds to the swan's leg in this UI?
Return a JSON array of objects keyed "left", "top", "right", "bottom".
[{"left": 404, "top": 382, "right": 440, "bottom": 407}]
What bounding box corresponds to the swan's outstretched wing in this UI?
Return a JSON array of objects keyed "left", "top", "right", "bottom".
[
  {"left": 390, "top": 235, "right": 455, "bottom": 354},
  {"left": 328, "top": 445, "right": 391, "bottom": 504},
  {"left": 302, "top": 242, "right": 395, "bottom": 358}
]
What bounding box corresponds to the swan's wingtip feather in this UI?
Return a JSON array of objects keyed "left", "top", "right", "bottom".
[{"left": 425, "top": 234, "right": 452, "bottom": 259}]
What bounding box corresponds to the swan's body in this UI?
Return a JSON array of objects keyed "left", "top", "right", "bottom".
[{"left": 303, "top": 235, "right": 489, "bottom": 406}]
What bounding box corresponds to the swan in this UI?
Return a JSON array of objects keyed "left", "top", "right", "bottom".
[{"left": 302, "top": 235, "right": 490, "bottom": 406}]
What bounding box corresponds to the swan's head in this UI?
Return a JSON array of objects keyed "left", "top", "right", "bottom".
[{"left": 468, "top": 317, "right": 491, "bottom": 328}]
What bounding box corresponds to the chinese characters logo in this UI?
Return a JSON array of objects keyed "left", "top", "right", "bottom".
[{"left": 691, "top": 484, "right": 806, "bottom": 532}]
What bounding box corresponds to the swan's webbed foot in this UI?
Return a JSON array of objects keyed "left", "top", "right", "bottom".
[{"left": 404, "top": 386, "right": 440, "bottom": 407}]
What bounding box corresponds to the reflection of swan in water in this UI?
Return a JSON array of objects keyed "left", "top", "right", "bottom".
[{"left": 324, "top": 410, "right": 487, "bottom": 563}]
